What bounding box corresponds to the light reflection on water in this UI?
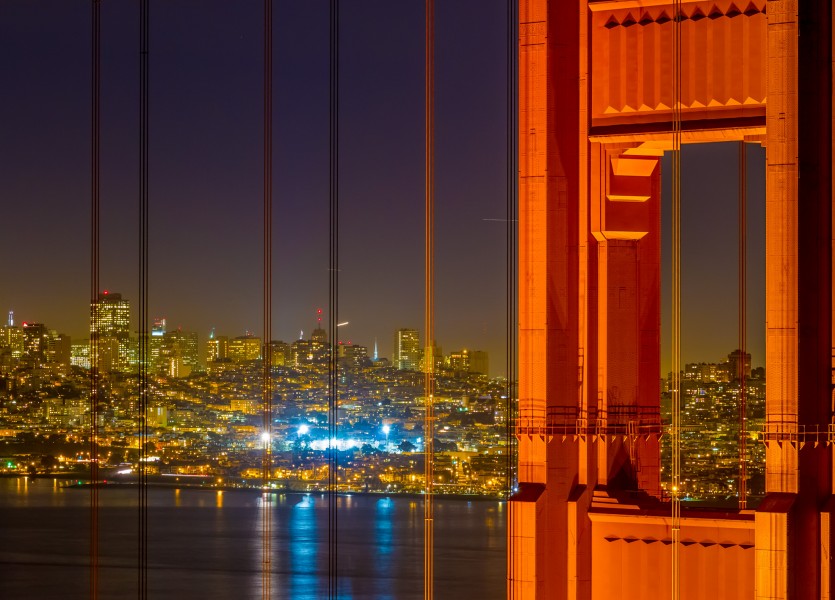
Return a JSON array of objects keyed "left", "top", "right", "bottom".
[{"left": 0, "top": 479, "right": 505, "bottom": 599}]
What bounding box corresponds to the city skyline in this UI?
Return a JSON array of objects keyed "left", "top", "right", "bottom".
[
  {"left": 2, "top": 0, "right": 766, "bottom": 377},
  {"left": 2, "top": 294, "right": 764, "bottom": 374}
]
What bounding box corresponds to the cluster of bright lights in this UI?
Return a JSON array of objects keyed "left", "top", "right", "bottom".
[{"left": 309, "top": 438, "right": 361, "bottom": 451}]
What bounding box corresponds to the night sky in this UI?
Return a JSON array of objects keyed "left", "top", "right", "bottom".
[{"left": 0, "top": 1, "right": 764, "bottom": 375}]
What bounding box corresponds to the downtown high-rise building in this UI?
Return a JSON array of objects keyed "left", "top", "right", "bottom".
[
  {"left": 21, "top": 322, "right": 49, "bottom": 365},
  {"left": 159, "top": 329, "right": 200, "bottom": 377},
  {"left": 228, "top": 334, "right": 261, "bottom": 362},
  {"left": 149, "top": 317, "right": 166, "bottom": 372},
  {"left": 1, "top": 318, "right": 24, "bottom": 359},
  {"left": 392, "top": 328, "right": 420, "bottom": 371},
  {"left": 90, "top": 292, "right": 130, "bottom": 372},
  {"left": 447, "top": 349, "right": 489, "bottom": 376},
  {"left": 206, "top": 333, "right": 228, "bottom": 363}
]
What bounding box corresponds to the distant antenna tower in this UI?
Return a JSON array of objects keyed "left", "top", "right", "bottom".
[
  {"left": 316, "top": 307, "right": 323, "bottom": 329},
  {"left": 373, "top": 337, "right": 378, "bottom": 361},
  {"left": 7, "top": 311, "right": 13, "bottom": 327},
  {"left": 209, "top": 327, "right": 215, "bottom": 340}
]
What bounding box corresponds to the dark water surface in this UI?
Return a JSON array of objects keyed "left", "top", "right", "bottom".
[{"left": 0, "top": 478, "right": 505, "bottom": 599}]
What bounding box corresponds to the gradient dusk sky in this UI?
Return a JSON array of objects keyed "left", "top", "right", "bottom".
[{"left": 0, "top": 0, "right": 764, "bottom": 374}]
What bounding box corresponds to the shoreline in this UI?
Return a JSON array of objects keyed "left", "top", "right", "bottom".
[{"left": 7, "top": 474, "right": 506, "bottom": 502}]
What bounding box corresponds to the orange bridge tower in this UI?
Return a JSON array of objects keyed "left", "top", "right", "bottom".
[{"left": 509, "top": 1, "right": 833, "bottom": 599}]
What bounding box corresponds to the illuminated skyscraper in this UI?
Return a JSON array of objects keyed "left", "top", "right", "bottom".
[
  {"left": 160, "top": 329, "right": 200, "bottom": 377},
  {"left": 91, "top": 291, "right": 131, "bottom": 372},
  {"left": 268, "top": 340, "right": 290, "bottom": 367},
  {"left": 310, "top": 326, "right": 329, "bottom": 362},
  {"left": 21, "top": 322, "right": 49, "bottom": 365},
  {"left": 447, "top": 349, "right": 489, "bottom": 376},
  {"left": 0, "top": 321, "right": 24, "bottom": 359},
  {"left": 727, "top": 348, "right": 752, "bottom": 381},
  {"left": 70, "top": 342, "right": 90, "bottom": 369},
  {"left": 338, "top": 342, "right": 369, "bottom": 368},
  {"left": 149, "top": 317, "right": 166, "bottom": 372},
  {"left": 311, "top": 327, "right": 327, "bottom": 345},
  {"left": 290, "top": 339, "right": 313, "bottom": 366},
  {"left": 46, "top": 331, "right": 72, "bottom": 367},
  {"left": 393, "top": 328, "right": 420, "bottom": 371},
  {"left": 228, "top": 334, "right": 261, "bottom": 362},
  {"left": 206, "top": 332, "right": 228, "bottom": 363},
  {"left": 468, "top": 350, "right": 488, "bottom": 376}
]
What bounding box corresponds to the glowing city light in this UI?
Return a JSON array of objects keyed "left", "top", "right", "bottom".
[{"left": 298, "top": 424, "right": 310, "bottom": 436}]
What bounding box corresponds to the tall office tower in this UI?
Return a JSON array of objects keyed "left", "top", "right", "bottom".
[
  {"left": 448, "top": 349, "right": 470, "bottom": 373},
  {"left": 448, "top": 349, "right": 488, "bottom": 375},
  {"left": 420, "top": 343, "right": 443, "bottom": 373},
  {"left": 310, "top": 326, "right": 329, "bottom": 362},
  {"left": 46, "top": 332, "right": 72, "bottom": 367},
  {"left": 311, "top": 326, "right": 327, "bottom": 345},
  {"left": 290, "top": 338, "right": 313, "bottom": 367},
  {"left": 21, "top": 322, "right": 49, "bottom": 365},
  {"left": 206, "top": 334, "right": 228, "bottom": 363},
  {"left": 393, "top": 328, "right": 420, "bottom": 371},
  {"left": 149, "top": 317, "right": 166, "bottom": 372},
  {"left": 0, "top": 322, "right": 24, "bottom": 359},
  {"left": 268, "top": 340, "right": 290, "bottom": 367},
  {"left": 180, "top": 330, "right": 199, "bottom": 371},
  {"left": 228, "top": 335, "right": 261, "bottom": 362},
  {"left": 70, "top": 342, "right": 90, "bottom": 369},
  {"left": 727, "top": 348, "right": 752, "bottom": 381},
  {"left": 159, "top": 329, "right": 199, "bottom": 377},
  {"left": 91, "top": 291, "right": 131, "bottom": 371},
  {"left": 338, "top": 342, "right": 369, "bottom": 369},
  {"left": 468, "top": 350, "right": 488, "bottom": 376}
]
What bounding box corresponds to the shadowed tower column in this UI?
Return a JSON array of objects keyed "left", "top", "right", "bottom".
[
  {"left": 756, "top": 1, "right": 832, "bottom": 598},
  {"left": 590, "top": 145, "right": 661, "bottom": 498},
  {"left": 509, "top": 0, "right": 582, "bottom": 598}
]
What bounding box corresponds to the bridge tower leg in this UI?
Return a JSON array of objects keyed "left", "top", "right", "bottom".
[{"left": 755, "top": 2, "right": 833, "bottom": 598}]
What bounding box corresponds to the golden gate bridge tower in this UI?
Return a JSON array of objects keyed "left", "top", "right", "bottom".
[{"left": 509, "top": 1, "right": 832, "bottom": 598}]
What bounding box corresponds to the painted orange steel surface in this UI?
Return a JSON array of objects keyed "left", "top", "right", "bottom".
[{"left": 510, "top": 1, "right": 833, "bottom": 598}]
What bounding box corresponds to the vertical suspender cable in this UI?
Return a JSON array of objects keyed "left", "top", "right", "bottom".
[
  {"left": 89, "top": 2, "right": 101, "bottom": 598},
  {"left": 423, "top": 1, "right": 435, "bottom": 599},
  {"left": 138, "top": 0, "right": 150, "bottom": 597},
  {"left": 328, "top": 1, "right": 339, "bottom": 598},
  {"left": 261, "top": 1, "right": 273, "bottom": 597},
  {"left": 738, "top": 142, "right": 747, "bottom": 510},
  {"left": 505, "top": 0, "right": 518, "bottom": 595},
  {"left": 671, "top": 1, "right": 682, "bottom": 598}
]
